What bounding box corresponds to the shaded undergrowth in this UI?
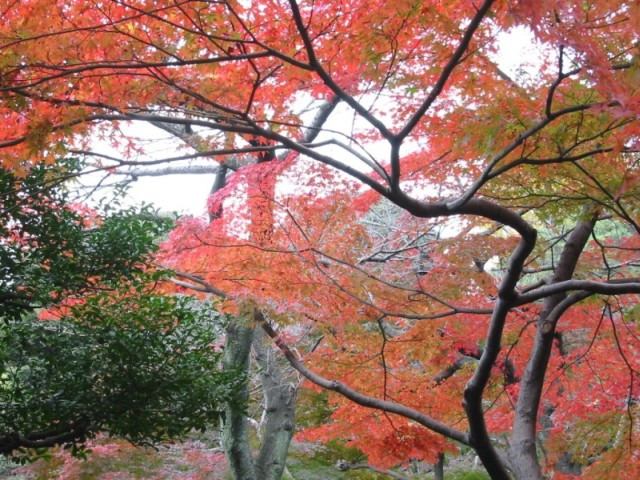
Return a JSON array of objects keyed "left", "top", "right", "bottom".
[{"left": 0, "top": 435, "right": 487, "bottom": 479}]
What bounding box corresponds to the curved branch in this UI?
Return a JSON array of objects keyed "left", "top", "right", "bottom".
[
  {"left": 1, "top": 53, "right": 271, "bottom": 92},
  {"left": 257, "top": 313, "right": 470, "bottom": 446},
  {"left": 167, "top": 268, "right": 475, "bottom": 459},
  {"left": 286, "top": 0, "right": 395, "bottom": 141},
  {"left": 517, "top": 278, "right": 640, "bottom": 304},
  {"left": 170, "top": 271, "right": 229, "bottom": 298},
  {"left": 547, "top": 291, "right": 594, "bottom": 325},
  {"left": 0, "top": 112, "right": 256, "bottom": 151},
  {"left": 447, "top": 103, "right": 595, "bottom": 210},
  {"left": 0, "top": 420, "right": 90, "bottom": 455}
]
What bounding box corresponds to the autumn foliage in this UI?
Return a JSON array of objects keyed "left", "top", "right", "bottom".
[{"left": 1, "top": 0, "right": 640, "bottom": 479}]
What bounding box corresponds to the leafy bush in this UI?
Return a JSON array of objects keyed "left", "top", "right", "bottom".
[
  {"left": 1, "top": 285, "right": 244, "bottom": 461},
  {"left": 0, "top": 160, "right": 244, "bottom": 460}
]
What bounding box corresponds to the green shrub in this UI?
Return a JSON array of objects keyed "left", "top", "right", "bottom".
[
  {"left": 446, "top": 470, "right": 491, "bottom": 480},
  {"left": 312, "top": 439, "right": 367, "bottom": 465}
]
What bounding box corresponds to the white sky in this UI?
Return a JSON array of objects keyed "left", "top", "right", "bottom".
[{"left": 127, "top": 173, "right": 213, "bottom": 216}]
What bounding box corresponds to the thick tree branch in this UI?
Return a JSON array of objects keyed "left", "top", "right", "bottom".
[
  {"left": 0, "top": 421, "right": 90, "bottom": 455},
  {"left": 517, "top": 278, "right": 640, "bottom": 304},
  {"left": 509, "top": 210, "right": 598, "bottom": 480}
]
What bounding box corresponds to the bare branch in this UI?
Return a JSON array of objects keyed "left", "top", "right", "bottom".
[
  {"left": 517, "top": 278, "right": 640, "bottom": 304},
  {"left": 115, "top": 165, "right": 227, "bottom": 177}
]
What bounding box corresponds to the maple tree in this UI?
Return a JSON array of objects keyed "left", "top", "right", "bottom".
[{"left": 1, "top": 0, "right": 640, "bottom": 479}]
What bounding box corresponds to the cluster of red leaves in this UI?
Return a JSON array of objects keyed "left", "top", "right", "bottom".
[{"left": 161, "top": 158, "right": 640, "bottom": 472}]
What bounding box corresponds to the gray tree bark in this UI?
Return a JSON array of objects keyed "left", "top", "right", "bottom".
[
  {"left": 208, "top": 98, "right": 337, "bottom": 480},
  {"left": 253, "top": 327, "right": 297, "bottom": 480},
  {"left": 434, "top": 453, "right": 444, "bottom": 480},
  {"left": 222, "top": 321, "right": 258, "bottom": 480},
  {"left": 508, "top": 212, "right": 598, "bottom": 480},
  {"left": 222, "top": 313, "right": 298, "bottom": 480}
]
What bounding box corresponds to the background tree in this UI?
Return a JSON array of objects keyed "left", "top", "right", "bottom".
[
  {"left": 1, "top": 1, "right": 639, "bottom": 479},
  {"left": 0, "top": 159, "right": 166, "bottom": 321},
  {"left": 0, "top": 160, "right": 242, "bottom": 458}
]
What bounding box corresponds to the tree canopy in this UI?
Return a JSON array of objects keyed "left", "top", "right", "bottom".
[
  {"left": 0, "top": 161, "right": 242, "bottom": 459},
  {"left": 0, "top": 159, "right": 167, "bottom": 321},
  {"left": 0, "top": 1, "right": 639, "bottom": 479}
]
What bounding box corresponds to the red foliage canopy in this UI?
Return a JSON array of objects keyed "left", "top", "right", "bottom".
[{"left": 1, "top": 1, "right": 639, "bottom": 478}]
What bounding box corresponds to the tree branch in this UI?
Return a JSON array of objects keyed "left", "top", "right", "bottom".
[
  {"left": 257, "top": 312, "right": 470, "bottom": 446},
  {"left": 0, "top": 421, "right": 90, "bottom": 455},
  {"left": 114, "top": 165, "right": 226, "bottom": 177},
  {"left": 517, "top": 278, "right": 640, "bottom": 304},
  {"left": 397, "top": 0, "right": 497, "bottom": 141}
]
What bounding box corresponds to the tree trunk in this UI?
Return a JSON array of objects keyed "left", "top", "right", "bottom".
[
  {"left": 253, "top": 326, "right": 297, "bottom": 480},
  {"left": 509, "top": 212, "right": 598, "bottom": 480},
  {"left": 222, "top": 315, "right": 298, "bottom": 480},
  {"left": 222, "top": 321, "right": 258, "bottom": 480},
  {"left": 434, "top": 452, "right": 445, "bottom": 480}
]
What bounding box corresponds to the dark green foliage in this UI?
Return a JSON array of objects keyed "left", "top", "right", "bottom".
[
  {"left": 311, "top": 439, "right": 368, "bottom": 466},
  {"left": 0, "top": 161, "right": 244, "bottom": 460},
  {"left": 295, "top": 388, "right": 333, "bottom": 430},
  {"left": 0, "top": 283, "right": 242, "bottom": 460},
  {"left": 0, "top": 159, "right": 171, "bottom": 322}
]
